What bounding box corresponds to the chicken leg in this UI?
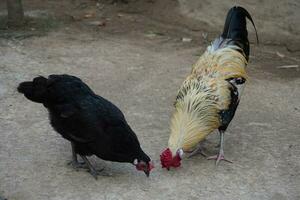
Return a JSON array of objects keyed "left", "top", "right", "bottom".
[
  {"left": 187, "top": 142, "right": 207, "bottom": 158},
  {"left": 207, "top": 131, "right": 232, "bottom": 165},
  {"left": 68, "top": 142, "right": 86, "bottom": 169},
  {"left": 80, "top": 155, "right": 104, "bottom": 180},
  {"left": 69, "top": 143, "right": 104, "bottom": 179}
]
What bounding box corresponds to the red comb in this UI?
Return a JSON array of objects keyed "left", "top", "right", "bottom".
[{"left": 160, "top": 148, "right": 181, "bottom": 169}]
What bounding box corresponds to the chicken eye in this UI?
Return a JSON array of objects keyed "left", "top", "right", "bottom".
[{"left": 235, "top": 77, "right": 245, "bottom": 84}]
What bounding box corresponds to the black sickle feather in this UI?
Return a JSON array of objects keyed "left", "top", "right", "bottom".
[{"left": 221, "top": 6, "right": 259, "bottom": 60}]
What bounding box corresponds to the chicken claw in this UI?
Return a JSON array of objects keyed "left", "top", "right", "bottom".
[
  {"left": 68, "top": 160, "right": 87, "bottom": 169},
  {"left": 207, "top": 153, "right": 232, "bottom": 165},
  {"left": 187, "top": 144, "right": 207, "bottom": 158},
  {"left": 80, "top": 156, "right": 105, "bottom": 180}
]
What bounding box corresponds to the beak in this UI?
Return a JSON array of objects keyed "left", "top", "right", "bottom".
[{"left": 144, "top": 170, "right": 150, "bottom": 177}]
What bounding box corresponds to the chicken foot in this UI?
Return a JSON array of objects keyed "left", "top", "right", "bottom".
[
  {"left": 67, "top": 142, "right": 87, "bottom": 169},
  {"left": 80, "top": 156, "right": 104, "bottom": 180},
  {"left": 207, "top": 131, "right": 232, "bottom": 165},
  {"left": 187, "top": 142, "right": 207, "bottom": 158}
]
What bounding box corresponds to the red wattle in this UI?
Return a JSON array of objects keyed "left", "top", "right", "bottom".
[{"left": 149, "top": 161, "right": 155, "bottom": 170}]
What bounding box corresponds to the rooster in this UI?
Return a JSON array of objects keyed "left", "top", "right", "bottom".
[
  {"left": 160, "top": 6, "right": 258, "bottom": 169},
  {"left": 18, "top": 74, "right": 154, "bottom": 178}
]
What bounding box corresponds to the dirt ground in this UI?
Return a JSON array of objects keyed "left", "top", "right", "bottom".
[{"left": 0, "top": 1, "right": 299, "bottom": 200}]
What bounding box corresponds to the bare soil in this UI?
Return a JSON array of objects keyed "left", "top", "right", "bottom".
[{"left": 0, "top": 1, "right": 299, "bottom": 200}]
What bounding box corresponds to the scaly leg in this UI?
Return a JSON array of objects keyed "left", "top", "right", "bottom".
[
  {"left": 68, "top": 142, "right": 86, "bottom": 169},
  {"left": 187, "top": 142, "right": 207, "bottom": 158},
  {"left": 80, "top": 156, "right": 104, "bottom": 180},
  {"left": 207, "top": 131, "right": 232, "bottom": 165}
]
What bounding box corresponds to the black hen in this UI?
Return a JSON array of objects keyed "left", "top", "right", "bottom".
[{"left": 18, "top": 74, "right": 153, "bottom": 178}]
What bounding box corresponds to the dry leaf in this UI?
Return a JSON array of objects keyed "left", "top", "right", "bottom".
[
  {"left": 182, "top": 37, "right": 192, "bottom": 42},
  {"left": 276, "top": 51, "right": 285, "bottom": 58},
  {"left": 84, "top": 12, "right": 96, "bottom": 18},
  {"left": 97, "top": 21, "right": 106, "bottom": 26}
]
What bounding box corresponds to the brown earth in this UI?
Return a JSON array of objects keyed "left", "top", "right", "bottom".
[{"left": 0, "top": 1, "right": 299, "bottom": 200}]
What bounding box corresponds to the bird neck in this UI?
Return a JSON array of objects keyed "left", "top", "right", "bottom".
[
  {"left": 169, "top": 91, "right": 220, "bottom": 154},
  {"left": 135, "top": 150, "right": 150, "bottom": 163}
]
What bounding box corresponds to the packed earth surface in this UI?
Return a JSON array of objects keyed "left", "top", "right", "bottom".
[{"left": 0, "top": 1, "right": 299, "bottom": 200}]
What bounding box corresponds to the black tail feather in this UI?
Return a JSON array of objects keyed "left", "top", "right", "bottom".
[
  {"left": 221, "top": 6, "right": 259, "bottom": 60},
  {"left": 18, "top": 76, "right": 48, "bottom": 103}
]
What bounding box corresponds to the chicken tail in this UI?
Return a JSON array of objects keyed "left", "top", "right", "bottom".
[
  {"left": 17, "top": 76, "right": 48, "bottom": 103},
  {"left": 211, "top": 6, "right": 258, "bottom": 61},
  {"left": 222, "top": 6, "right": 258, "bottom": 60}
]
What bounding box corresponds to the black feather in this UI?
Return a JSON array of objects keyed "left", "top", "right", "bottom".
[
  {"left": 17, "top": 76, "right": 48, "bottom": 103},
  {"left": 219, "top": 83, "right": 240, "bottom": 131},
  {"left": 221, "top": 6, "right": 259, "bottom": 60}
]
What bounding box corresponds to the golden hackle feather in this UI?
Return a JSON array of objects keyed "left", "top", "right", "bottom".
[{"left": 168, "top": 45, "right": 248, "bottom": 155}]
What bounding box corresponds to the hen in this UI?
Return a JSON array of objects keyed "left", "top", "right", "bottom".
[{"left": 18, "top": 74, "right": 153, "bottom": 178}]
